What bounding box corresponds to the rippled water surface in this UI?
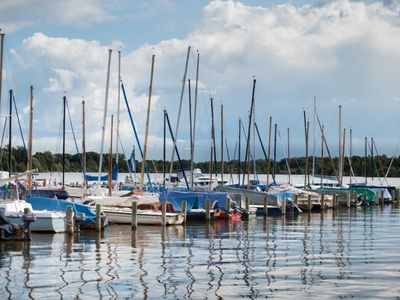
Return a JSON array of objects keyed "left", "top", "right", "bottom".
[{"left": 1, "top": 205, "right": 400, "bottom": 299}]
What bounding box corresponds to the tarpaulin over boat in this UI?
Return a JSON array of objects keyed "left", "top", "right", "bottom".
[{"left": 159, "top": 190, "right": 228, "bottom": 211}]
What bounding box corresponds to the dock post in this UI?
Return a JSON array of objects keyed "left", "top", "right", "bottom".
[
  {"left": 205, "top": 199, "right": 211, "bottom": 221},
  {"left": 263, "top": 196, "right": 268, "bottom": 217},
  {"left": 307, "top": 194, "right": 312, "bottom": 212},
  {"left": 66, "top": 205, "right": 74, "bottom": 235},
  {"left": 181, "top": 200, "right": 187, "bottom": 224},
  {"left": 132, "top": 201, "right": 138, "bottom": 229},
  {"left": 294, "top": 194, "right": 298, "bottom": 205},
  {"left": 245, "top": 197, "right": 250, "bottom": 212},
  {"left": 281, "top": 199, "right": 286, "bottom": 215},
  {"left": 96, "top": 204, "right": 102, "bottom": 232},
  {"left": 391, "top": 190, "right": 395, "bottom": 204},
  {"left": 363, "top": 192, "right": 367, "bottom": 207},
  {"left": 320, "top": 194, "right": 325, "bottom": 212},
  {"left": 354, "top": 192, "right": 358, "bottom": 207},
  {"left": 380, "top": 191, "right": 384, "bottom": 206},
  {"left": 161, "top": 201, "right": 167, "bottom": 226},
  {"left": 225, "top": 197, "right": 231, "bottom": 220}
]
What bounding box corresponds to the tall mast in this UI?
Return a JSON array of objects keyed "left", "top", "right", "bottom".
[
  {"left": 82, "top": 99, "right": 87, "bottom": 198},
  {"left": 303, "top": 110, "right": 309, "bottom": 187},
  {"left": 338, "top": 105, "right": 342, "bottom": 186},
  {"left": 139, "top": 54, "right": 155, "bottom": 189},
  {"left": 0, "top": 33, "right": 4, "bottom": 117},
  {"left": 242, "top": 78, "right": 256, "bottom": 186},
  {"left": 188, "top": 79, "right": 193, "bottom": 190},
  {"left": 321, "top": 125, "right": 324, "bottom": 187},
  {"left": 220, "top": 103, "right": 224, "bottom": 184},
  {"left": 62, "top": 95, "right": 66, "bottom": 189},
  {"left": 349, "top": 128, "right": 352, "bottom": 185},
  {"left": 287, "top": 127, "right": 291, "bottom": 184},
  {"left": 371, "top": 136, "right": 374, "bottom": 182},
  {"left": 27, "top": 86, "right": 33, "bottom": 195},
  {"left": 191, "top": 50, "right": 199, "bottom": 187},
  {"left": 8, "top": 89, "right": 12, "bottom": 177},
  {"left": 169, "top": 46, "right": 191, "bottom": 182},
  {"left": 273, "top": 123, "right": 277, "bottom": 181},
  {"left": 266, "top": 116, "right": 272, "bottom": 186},
  {"left": 312, "top": 96, "right": 316, "bottom": 184},
  {"left": 238, "top": 117, "right": 241, "bottom": 184},
  {"left": 116, "top": 50, "right": 121, "bottom": 169},
  {"left": 98, "top": 49, "right": 112, "bottom": 182},
  {"left": 364, "top": 137, "right": 368, "bottom": 184},
  {"left": 209, "top": 97, "right": 216, "bottom": 189},
  {"left": 108, "top": 115, "right": 113, "bottom": 196}
]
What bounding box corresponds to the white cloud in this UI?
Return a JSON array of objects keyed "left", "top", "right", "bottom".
[
  {"left": 7, "top": 0, "right": 400, "bottom": 160},
  {"left": 0, "top": 0, "right": 113, "bottom": 32}
]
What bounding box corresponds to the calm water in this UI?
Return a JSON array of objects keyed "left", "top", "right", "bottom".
[{"left": 1, "top": 206, "right": 400, "bottom": 299}]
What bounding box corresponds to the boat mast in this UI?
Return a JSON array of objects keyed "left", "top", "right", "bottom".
[
  {"left": 191, "top": 50, "right": 199, "bottom": 189},
  {"left": 312, "top": 96, "right": 316, "bottom": 184},
  {"left": 188, "top": 79, "right": 193, "bottom": 190},
  {"left": 238, "top": 117, "right": 241, "bottom": 184},
  {"left": 62, "top": 95, "right": 66, "bottom": 189},
  {"left": 27, "top": 86, "right": 33, "bottom": 195},
  {"left": 273, "top": 123, "right": 277, "bottom": 181},
  {"left": 287, "top": 127, "right": 291, "bottom": 184},
  {"left": 209, "top": 97, "right": 216, "bottom": 189},
  {"left": 220, "top": 103, "right": 224, "bottom": 185},
  {"left": 266, "top": 116, "right": 272, "bottom": 186},
  {"left": 303, "top": 110, "right": 309, "bottom": 188},
  {"left": 364, "top": 136, "right": 368, "bottom": 184},
  {"left": 338, "top": 105, "right": 343, "bottom": 186},
  {"left": 108, "top": 115, "right": 113, "bottom": 196},
  {"left": 242, "top": 78, "right": 256, "bottom": 186},
  {"left": 139, "top": 54, "right": 155, "bottom": 189},
  {"left": 321, "top": 125, "right": 324, "bottom": 187},
  {"left": 8, "top": 89, "right": 12, "bottom": 177},
  {"left": 0, "top": 32, "right": 4, "bottom": 117},
  {"left": 116, "top": 50, "right": 121, "bottom": 171},
  {"left": 98, "top": 49, "right": 112, "bottom": 183},
  {"left": 169, "top": 46, "right": 190, "bottom": 183},
  {"left": 82, "top": 99, "right": 87, "bottom": 198},
  {"left": 349, "top": 128, "right": 352, "bottom": 185}
]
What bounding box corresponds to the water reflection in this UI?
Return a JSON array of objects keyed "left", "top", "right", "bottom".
[{"left": 0, "top": 206, "right": 399, "bottom": 298}]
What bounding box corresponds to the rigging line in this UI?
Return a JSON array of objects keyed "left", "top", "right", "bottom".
[
  {"left": 0, "top": 117, "right": 8, "bottom": 169},
  {"left": 65, "top": 99, "right": 83, "bottom": 170},
  {"left": 367, "top": 140, "right": 382, "bottom": 184},
  {"left": 372, "top": 141, "right": 388, "bottom": 185},
  {"left": 316, "top": 112, "right": 339, "bottom": 182},
  {"left": 12, "top": 94, "right": 26, "bottom": 151},
  {"left": 385, "top": 141, "right": 400, "bottom": 178}
]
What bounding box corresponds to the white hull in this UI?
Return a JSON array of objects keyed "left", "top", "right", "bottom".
[
  {"left": 102, "top": 206, "right": 184, "bottom": 225},
  {"left": 0, "top": 200, "right": 67, "bottom": 233}
]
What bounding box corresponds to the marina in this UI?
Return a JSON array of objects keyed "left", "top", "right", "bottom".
[{"left": 0, "top": 204, "right": 399, "bottom": 299}]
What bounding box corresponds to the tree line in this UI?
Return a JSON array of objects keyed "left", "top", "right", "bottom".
[{"left": 2, "top": 145, "right": 400, "bottom": 177}]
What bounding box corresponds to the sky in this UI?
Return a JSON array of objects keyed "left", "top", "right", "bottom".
[{"left": 0, "top": 0, "right": 399, "bottom": 163}]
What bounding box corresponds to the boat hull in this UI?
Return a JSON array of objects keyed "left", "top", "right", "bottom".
[{"left": 102, "top": 206, "right": 184, "bottom": 225}]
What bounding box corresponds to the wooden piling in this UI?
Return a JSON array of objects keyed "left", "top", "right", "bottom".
[
  {"left": 225, "top": 197, "right": 231, "bottom": 220},
  {"left": 391, "top": 190, "right": 395, "bottom": 204},
  {"left": 380, "top": 191, "right": 384, "bottom": 206},
  {"left": 161, "top": 201, "right": 167, "bottom": 226},
  {"left": 66, "top": 205, "right": 74, "bottom": 235},
  {"left": 307, "top": 194, "right": 312, "bottom": 212},
  {"left": 96, "top": 204, "right": 102, "bottom": 232},
  {"left": 353, "top": 191, "right": 357, "bottom": 207},
  {"left": 281, "top": 199, "right": 286, "bottom": 215},
  {"left": 263, "top": 196, "right": 268, "bottom": 217},
  {"left": 320, "top": 194, "right": 325, "bottom": 212},
  {"left": 245, "top": 197, "right": 250, "bottom": 212},
  {"left": 294, "top": 194, "right": 298, "bottom": 205},
  {"left": 363, "top": 192, "right": 367, "bottom": 207},
  {"left": 181, "top": 200, "right": 187, "bottom": 223},
  {"left": 131, "top": 201, "right": 138, "bottom": 229},
  {"left": 205, "top": 199, "right": 211, "bottom": 220}
]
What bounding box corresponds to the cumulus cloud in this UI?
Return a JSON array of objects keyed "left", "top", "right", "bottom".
[
  {"left": 0, "top": 0, "right": 113, "bottom": 32},
  {"left": 7, "top": 0, "right": 400, "bottom": 159}
]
